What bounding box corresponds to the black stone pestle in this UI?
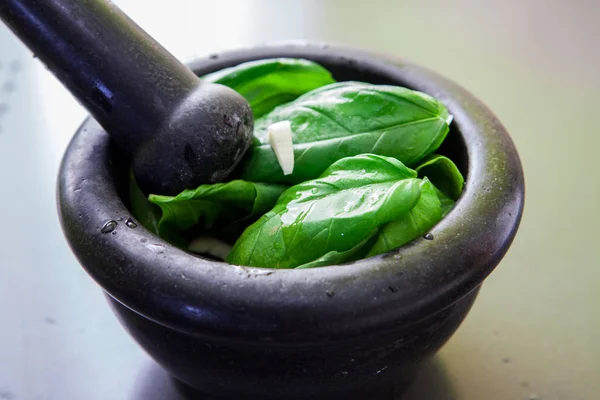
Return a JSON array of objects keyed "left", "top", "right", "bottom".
[{"left": 0, "top": 0, "right": 253, "bottom": 195}]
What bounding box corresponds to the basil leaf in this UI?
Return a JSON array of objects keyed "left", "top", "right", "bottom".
[
  {"left": 434, "top": 187, "right": 455, "bottom": 218},
  {"left": 366, "top": 178, "right": 442, "bottom": 257},
  {"left": 365, "top": 154, "right": 464, "bottom": 257},
  {"left": 294, "top": 231, "right": 379, "bottom": 269},
  {"left": 240, "top": 81, "right": 451, "bottom": 184},
  {"left": 149, "top": 180, "right": 287, "bottom": 246},
  {"left": 128, "top": 169, "right": 160, "bottom": 235},
  {"left": 227, "top": 154, "right": 423, "bottom": 269},
  {"left": 203, "top": 58, "right": 336, "bottom": 118},
  {"left": 415, "top": 154, "right": 464, "bottom": 201}
]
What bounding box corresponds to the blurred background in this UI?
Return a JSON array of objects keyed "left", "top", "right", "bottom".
[{"left": 1, "top": 0, "right": 598, "bottom": 399}]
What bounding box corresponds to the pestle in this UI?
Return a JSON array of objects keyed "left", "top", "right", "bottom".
[{"left": 0, "top": 0, "right": 254, "bottom": 195}]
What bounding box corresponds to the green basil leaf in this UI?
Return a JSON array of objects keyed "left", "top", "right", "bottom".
[
  {"left": 240, "top": 81, "right": 451, "bottom": 184},
  {"left": 149, "top": 180, "right": 287, "bottom": 246},
  {"left": 227, "top": 154, "right": 422, "bottom": 269},
  {"left": 434, "top": 187, "right": 455, "bottom": 218},
  {"left": 366, "top": 178, "right": 442, "bottom": 257},
  {"left": 203, "top": 58, "right": 336, "bottom": 118},
  {"left": 294, "top": 230, "right": 379, "bottom": 269},
  {"left": 415, "top": 154, "right": 464, "bottom": 201},
  {"left": 128, "top": 169, "right": 160, "bottom": 235}
]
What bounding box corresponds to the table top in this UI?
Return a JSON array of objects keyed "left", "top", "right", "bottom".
[{"left": 1, "top": 1, "right": 598, "bottom": 399}]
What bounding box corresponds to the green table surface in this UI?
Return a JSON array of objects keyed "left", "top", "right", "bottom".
[{"left": 1, "top": 1, "right": 597, "bottom": 399}]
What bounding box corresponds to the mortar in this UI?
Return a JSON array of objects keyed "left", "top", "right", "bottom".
[{"left": 58, "top": 43, "right": 524, "bottom": 400}]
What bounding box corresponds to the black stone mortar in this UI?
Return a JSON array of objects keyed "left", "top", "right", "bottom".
[{"left": 57, "top": 43, "right": 525, "bottom": 400}]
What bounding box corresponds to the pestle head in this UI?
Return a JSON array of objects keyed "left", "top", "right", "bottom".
[{"left": 132, "top": 83, "right": 254, "bottom": 196}]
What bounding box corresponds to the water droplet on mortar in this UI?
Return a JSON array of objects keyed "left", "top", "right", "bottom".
[
  {"left": 146, "top": 244, "right": 165, "bottom": 254},
  {"left": 101, "top": 220, "right": 117, "bottom": 234}
]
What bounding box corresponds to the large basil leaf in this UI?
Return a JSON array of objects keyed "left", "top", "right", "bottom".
[
  {"left": 227, "top": 154, "right": 423, "bottom": 269},
  {"left": 149, "top": 180, "right": 287, "bottom": 246},
  {"left": 203, "top": 58, "right": 336, "bottom": 118},
  {"left": 366, "top": 178, "right": 442, "bottom": 257},
  {"left": 240, "top": 82, "right": 452, "bottom": 185}
]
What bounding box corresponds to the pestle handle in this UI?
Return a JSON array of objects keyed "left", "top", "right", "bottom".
[
  {"left": 0, "top": 0, "right": 199, "bottom": 152},
  {"left": 0, "top": 0, "right": 254, "bottom": 195}
]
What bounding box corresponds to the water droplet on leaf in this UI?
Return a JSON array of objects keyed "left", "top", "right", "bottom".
[
  {"left": 423, "top": 233, "right": 434, "bottom": 240},
  {"left": 125, "top": 218, "right": 137, "bottom": 228}
]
